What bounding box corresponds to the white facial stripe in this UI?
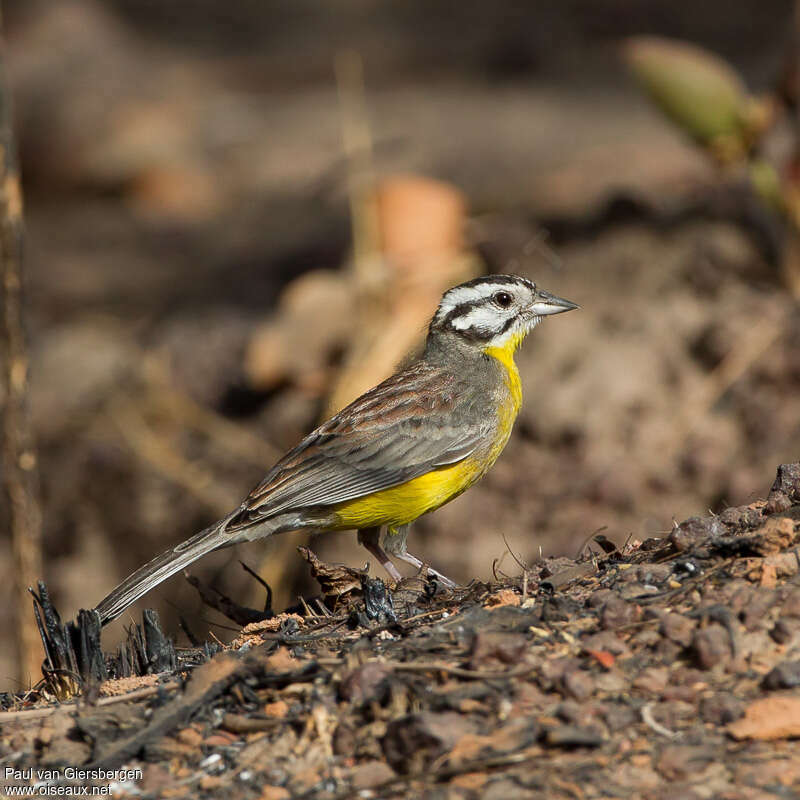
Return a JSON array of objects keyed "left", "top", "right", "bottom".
[
  {"left": 434, "top": 280, "right": 532, "bottom": 324},
  {"left": 449, "top": 304, "right": 509, "bottom": 333},
  {"left": 485, "top": 315, "right": 541, "bottom": 348}
]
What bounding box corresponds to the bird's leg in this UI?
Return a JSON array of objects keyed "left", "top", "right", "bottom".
[
  {"left": 384, "top": 524, "right": 457, "bottom": 588},
  {"left": 357, "top": 527, "right": 403, "bottom": 583}
]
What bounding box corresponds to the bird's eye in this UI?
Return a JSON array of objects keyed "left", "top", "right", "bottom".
[{"left": 494, "top": 291, "right": 513, "bottom": 308}]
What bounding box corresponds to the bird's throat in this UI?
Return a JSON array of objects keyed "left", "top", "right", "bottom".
[{"left": 483, "top": 332, "right": 524, "bottom": 418}]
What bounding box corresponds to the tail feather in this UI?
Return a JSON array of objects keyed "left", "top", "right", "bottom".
[{"left": 95, "top": 521, "right": 229, "bottom": 626}]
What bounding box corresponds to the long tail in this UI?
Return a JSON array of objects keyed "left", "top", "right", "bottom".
[{"left": 95, "top": 519, "right": 233, "bottom": 626}]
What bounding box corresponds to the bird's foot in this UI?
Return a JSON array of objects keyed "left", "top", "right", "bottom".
[
  {"left": 393, "top": 550, "right": 457, "bottom": 589},
  {"left": 357, "top": 527, "right": 404, "bottom": 584}
]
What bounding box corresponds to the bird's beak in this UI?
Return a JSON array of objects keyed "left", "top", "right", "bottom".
[{"left": 529, "top": 289, "right": 579, "bottom": 316}]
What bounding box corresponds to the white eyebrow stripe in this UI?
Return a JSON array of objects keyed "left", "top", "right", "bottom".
[
  {"left": 436, "top": 286, "right": 486, "bottom": 316},
  {"left": 435, "top": 282, "right": 525, "bottom": 321}
]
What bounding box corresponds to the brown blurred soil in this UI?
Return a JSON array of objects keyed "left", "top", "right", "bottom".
[
  {"left": 1, "top": 0, "right": 799, "bottom": 693},
  {"left": 1, "top": 466, "right": 800, "bottom": 799}
]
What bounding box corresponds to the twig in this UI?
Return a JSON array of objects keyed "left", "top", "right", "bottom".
[
  {"left": 316, "top": 747, "right": 541, "bottom": 800},
  {"left": 540, "top": 561, "right": 598, "bottom": 593},
  {"left": 0, "top": 18, "right": 43, "bottom": 687},
  {"left": 141, "top": 354, "right": 280, "bottom": 467},
  {"left": 183, "top": 570, "right": 271, "bottom": 627},
  {"left": 501, "top": 530, "right": 528, "bottom": 571},
  {"left": 670, "top": 313, "right": 787, "bottom": 460},
  {"left": 88, "top": 654, "right": 247, "bottom": 768},
  {"left": 0, "top": 680, "right": 182, "bottom": 722},
  {"left": 107, "top": 394, "right": 238, "bottom": 515},
  {"left": 574, "top": 526, "right": 610, "bottom": 560},
  {"left": 390, "top": 659, "right": 536, "bottom": 681},
  {"left": 334, "top": 49, "right": 381, "bottom": 291},
  {"left": 641, "top": 702, "right": 681, "bottom": 740},
  {"left": 239, "top": 560, "right": 273, "bottom": 613}
]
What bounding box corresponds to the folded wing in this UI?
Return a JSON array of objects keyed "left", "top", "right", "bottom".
[{"left": 223, "top": 361, "right": 488, "bottom": 532}]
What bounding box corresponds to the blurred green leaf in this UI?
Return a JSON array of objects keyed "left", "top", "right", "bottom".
[
  {"left": 749, "top": 159, "right": 784, "bottom": 213},
  {"left": 624, "top": 36, "right": 756, "bottom": 160}
]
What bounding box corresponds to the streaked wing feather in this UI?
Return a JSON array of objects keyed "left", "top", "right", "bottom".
[{"left": 224, "top": 362, "right": 486, "bottom": 531}]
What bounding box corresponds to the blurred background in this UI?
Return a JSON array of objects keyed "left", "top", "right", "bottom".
[{"left": 2, "top": 0, "right": 799, "bottom": 684}]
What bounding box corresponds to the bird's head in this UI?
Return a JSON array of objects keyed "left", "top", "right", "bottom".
[{"left": 427, "top": 274, "right": 578, "bottom": 358}]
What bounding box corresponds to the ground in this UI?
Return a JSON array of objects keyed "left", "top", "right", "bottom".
[
  {"left": 1, "top": 464, "right": 800, "bottom": 799},
  {"left": 2, "top": 4, "right": 800, "bottom": 796}
]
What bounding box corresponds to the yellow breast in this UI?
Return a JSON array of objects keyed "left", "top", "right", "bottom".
[
  {"left": 332, "top": 337, "right": 524, "bottom": 531},
  {"left": 483, "top": 334, "right": 524, "bottom": 452}
]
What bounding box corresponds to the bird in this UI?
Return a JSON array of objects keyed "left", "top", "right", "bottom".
[{"left": 94, "top": 274, "right": 578, "bottom": 625}]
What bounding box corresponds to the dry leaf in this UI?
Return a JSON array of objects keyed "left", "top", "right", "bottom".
[{"left": 728, "top": 696, "right": 800, "bottom": 740}]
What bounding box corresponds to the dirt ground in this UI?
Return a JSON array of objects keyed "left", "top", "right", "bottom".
[
  {"left": 1, "top": 465, "right": 800, "bottom": 799},
  {"left": 1, "top": 0, "right": 799, "bottom": 756},
  {"left": 1, "top": 3, "right": 800, "bottom": 798}
]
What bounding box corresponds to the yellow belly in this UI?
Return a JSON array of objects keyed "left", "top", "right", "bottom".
[
  {"left": 332, "top": 339, "right": 523, "bottom": 531},
  {"left": 332, "top": 457, "right": 486, "bottom": 529}
]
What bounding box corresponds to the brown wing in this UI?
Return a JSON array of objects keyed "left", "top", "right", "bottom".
[{"left": 223, "top": 360, "right": 490, "bottom": 531}]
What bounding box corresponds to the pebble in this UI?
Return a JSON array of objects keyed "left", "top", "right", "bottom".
[
  {"left": 600, "top": 596, "right": 639, "bottom": 629},
  {"left": 762, "top": 661, "right": 800, "bottom": 690},
  {"left": 350, "top": 760, "right": 395, "bottom": 790},
  {"left": 700, "top": 693, "right": 744, "bottom": 725},
  {"left": 690, "top": 625, "right": 732, "bottom": 670},
  {"left": 660, "top": 613, "right": 695, "bottom": 647}
]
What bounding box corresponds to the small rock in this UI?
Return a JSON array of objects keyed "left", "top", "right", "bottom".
[
  {"left": 669, "top": 516, "right": 722, "bottom": 552},
  {"left": 582, "top": 630, "right": 631, "bottom": 657},
  {"left": 719, "top": 506, "right": 748, "bottom": 526},
  {"left": 770, "top": 618, "right": 799, "bottom": 644},
  {"left": 781, "top": 587, "right": 800, "bottom": 618},
  {"left": 594, "top": 669, "right": 628, "bottom": 693},
  {"left": 259, "top": 788, "right": 290, "bottom": 800},
  {"left": 663, "top": 685, "right": 701, "bottom": 703},
  {"left": 538, "top": 657, "right": 579, "bottom": 689},
  {"left": 263, "top": 700, "right": 289, "bottom": 718},
  {"left": 632, "top": 667, "right": 668, "bottom": 694},
  {"left": 289, "top": 766, "right": 325, "bottom": 794},
  {"left": 653, "top": 638, "right": 683, "bottom": 663},
  {"left": 764, "top": 462, "right": 800, "bottom": 514},
  {"left": 749, "top": 517, "right": 796, "bottom": 555},
  {"left": 737, "top": 592, "right": 773, "bottom": 631},
  {"left": 450, "top": 772, "right": 488, "bottom": 791},
  {"left": 204, "top": 731, "right": 238, "bottom": 747},
  {"left": 333, "top": 723, "right": 356, "bottom": 756},
  {"left": 587, "top": 589, "right": 615, "bottom": 608},
  {"left": 637, "top": 563, "right": 672, "bottom": 584},
  {"left": 556, "top": 699, "right": 593, "bottom": 726},
  {"left": 544, "top": 725, "right": 603, "bottom": 748},
  {"left": 485, "top": 589, "right": 521, "bottom": 608},
  {"left": 603, "top": 705, "right": 638, "bottom": 732},
  {"left": 470, "top": 631, "right": 527, "bottom": 669},
  {"left": 656, "top": 745, "right": 713, "bottom": 781},
  {"left": 734, "top": 757, "right": 800, "bottom": 790},
  {"left": 339, "top": 662, "right": 392, "bottom": 705},
  {"left": 618, "top": 581, "right": 652, "bottom": 599},
  {"left": 382, "top": 712, "right": 476, "bottom": 773},
  {"left": 264, "top": 648, "right": 297, "bottom": 673},
  {"left": 563, "top": 668, "right": 595, "bottom": 702},
  {"left": 660, "top": 612, "right": 695, "bottom": 647},
  {"left": 670, "top": 666, "right": 705, "bottom": 688},
  {"left": 176, "top": 726, "right": 203, "bottom": 747},
  {"left": 600, "top": 595, "right": 639, "bottom": 629},
  {"left": 483, "top": 778, "right": 527, "bottom": 800},
  {"left": 350, "top": 760, "right": 395, "bottom": 790},
  {"left": 690, "top": 624, "right": 732, "bottom": 670},
  {"left": 762, "top": 661, "right": 800, "bottom": 690},
  {"left": 700, "top": 692, "right": 744, "bottom": 725}
]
